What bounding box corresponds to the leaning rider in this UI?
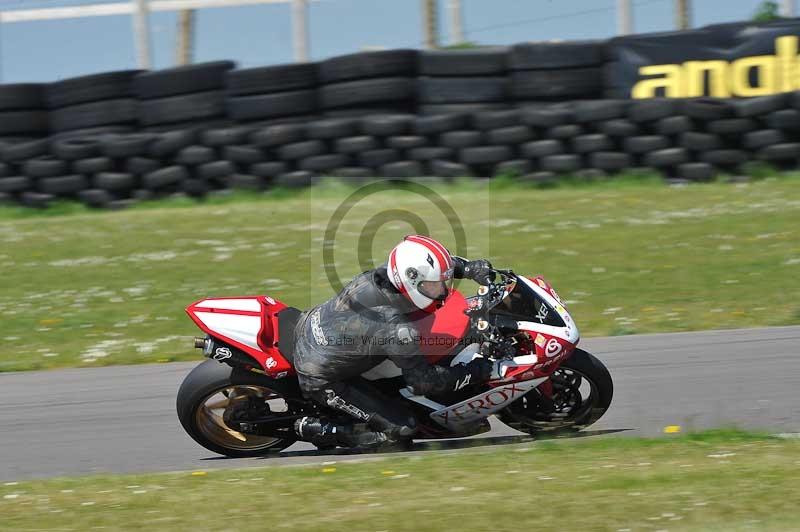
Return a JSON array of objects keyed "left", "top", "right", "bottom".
[{"left": 293, "top": 234, "right": 496, "bottom": 449}]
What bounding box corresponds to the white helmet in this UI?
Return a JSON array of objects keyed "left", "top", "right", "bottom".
[{"left": 388, "top": 235, "right": 454, "bottom": 312}]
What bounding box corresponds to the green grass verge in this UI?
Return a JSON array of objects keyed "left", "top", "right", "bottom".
[
  {"left": 1, "top": 430, "right": 797, "bottom": 531},
  {"left": 1, "top": 174, "right": 798, "bottom": 371}
]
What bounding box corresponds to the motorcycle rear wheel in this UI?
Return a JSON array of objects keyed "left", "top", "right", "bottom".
[
  {"left": 177, "top": 360, "right": 298, "bottom": 457},
  {"left": 498, "top": 348, "right": 613, "bottom": 435}
]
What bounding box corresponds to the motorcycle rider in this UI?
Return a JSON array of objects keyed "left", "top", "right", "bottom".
[{"left": 293, "top": 234, "right": 496, "bottom": 449}]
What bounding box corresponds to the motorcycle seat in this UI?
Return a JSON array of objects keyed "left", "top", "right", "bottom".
[{"left": 275, "top": 306, "right": 302, "bottom": 365}]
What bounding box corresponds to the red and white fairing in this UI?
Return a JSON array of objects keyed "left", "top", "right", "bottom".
[{"left": 185, "top": 296, "right": 293, "bottom": 376}]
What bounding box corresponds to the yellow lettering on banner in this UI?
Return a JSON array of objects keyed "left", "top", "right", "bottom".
[
  {"left": 731, "top": 55, "right": 777, "bottom": 96},
  {"left": 630, "top": 35, "right": 800, "bottom": 98},
  {"left": 685, "top": 60, "right": 730, "bottom": 97},
  {"left": 776, "top": 35, "right": 799, "bottom": 92},
  {"left": 631, "top": 64, "right": 683, "bottom": 98}
]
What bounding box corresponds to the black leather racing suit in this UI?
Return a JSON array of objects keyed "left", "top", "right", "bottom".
[{"left": 293, "top": 259, "right": 489, "bottom": 445}]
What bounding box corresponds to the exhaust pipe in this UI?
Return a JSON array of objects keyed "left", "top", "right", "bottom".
[{"left": 194, "top": 337, "right": 206, "bottom": 349}]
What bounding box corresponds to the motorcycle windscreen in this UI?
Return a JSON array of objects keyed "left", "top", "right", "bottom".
[{"left": 492, "top": 280, "right": 566, "bottom": 328}]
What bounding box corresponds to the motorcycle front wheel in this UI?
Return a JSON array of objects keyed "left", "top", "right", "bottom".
[{"left": 498, "top": 348, "right": 613, "bottom": 435}]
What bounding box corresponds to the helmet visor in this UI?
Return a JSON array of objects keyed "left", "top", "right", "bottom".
[{"left": 418, "top": 278, "right": 453, "bottom": 301}]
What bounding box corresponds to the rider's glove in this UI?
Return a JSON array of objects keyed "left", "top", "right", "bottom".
[
  {"left": 463, "top": 259, "right": 496, "bottom": 285},
  {"left": 465, "top": 357, "right": 494, "bottom": 383}
]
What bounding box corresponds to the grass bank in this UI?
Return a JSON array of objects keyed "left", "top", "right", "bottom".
[
  {"left": 0, "top": 430, "right": 797, "bottom": 531},
  {"left": 1, "top": 175, "right": 798, "bottom": 371}
]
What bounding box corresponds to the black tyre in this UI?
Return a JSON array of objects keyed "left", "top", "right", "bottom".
[
  {"left": 0, "top": 138, "right": 49, "bottom": 162},
  {"left": 430, "top": 159, "right": 471, "bottom": 178},
  {"left": 498, "top": 349, "right": 613, "bottom": 435},
  {"left": 78, "top": 188, "right": 114, "bottom": 208},
  {"left": 408, "top": 146, "right": 454, "bottom": 162},
  {"left": 521, "top": 139, "right": 564, "bottom": 159},
  {"left": 139, "top": 92, "right": 225, "bottom": 126},
  {"left": 50, "top": 99, "right": 137, "bottom": 132},
  {"left": 25, "top": 156, "right": 69, "bottom": 179},
  {"left": 417, "top": 77, "right": 508, "bottom": 104},
  {"left": 546, "top": 124, "right": 584, "bottom": 139},
  {"left": 306, "top": 118, "right": 357, "bottom": 140},
  {"left": 386, "top": 136, "right": 427, "bottom": 150},
  {"left": 541, "top": 154, "right": 581, "bottom": 173},
  {"left": 589, "top": 151, "right": 631, "bottom": 172},
  {"left": 227, "top": 90, "right": 317, "bottom": 121},
  {"left": 319, "top": 49, "right": 417, "bottom": 83},
  {"left": 225, "top": 63, "right": 317, "bottom": 96},
  {"left": 733, "top": 93, "right": 787, "bottom": 117},
  {"left": 0, "top": 176, "right": 32, "bottom": 193},
  {"left": 47, "top": 70, "right": 140, "bottom": 108},
  {"left": 249, "top": 123, "right": 306, "bottom": 148},
  {"left": 277, "top": 140, "right": 326, "bottom": 161},
  {"left": 250, "top": 161, "right": 287, "bottom": 178},
  {"left": 459, "top": 146, "right": 512, "bottom": 165},
  {"left": 706, "top": 118, "right": 757, "bottom": 135},
  {"left": 360, "top": 114, "right": 413, "bottom": 136},
  {"left": 275, "top": 170, "right": 314, "bottom": 188},
  {"left": 414, "top": 113, "right": 469, "bottom": 135},
  {"left": 176, "top": 360, "right": 297, "bottom": 458},
  {"left": 227, "top": 174, "right": 265, "bottom": 190},
  {"left": 125, "top": 157, "right": 161, "bottom": 176},
  {"left": 0, "top": 83, "right": 45, "bottom": 110},
  {"left": 358, "top": 148, "right": 400, "bottom": 168},
  {"left": 743, "top": 129, "right": 785, "bottom": 150},
  {"left": 37, "top": 174, "right": 88, "bottom": 196},
  {"left": 143, "top": 166, "right": 188, "bottom": 189},
  {"left": 471, "top": 109, "right": 519, "bottom": 130},
  {"left": 679, "top": 131, "right": 722, "bottom": 151},
  {"left": 598, "top": 119, "right": 640, "bottom": 137},
  {"left": 320, "top": 78, "right": 413, "bottom": 109},
  {"left": 134, "top": 61, "right": 235, "bottom": 99},
  {"left": 102, "top": 133, "right": 157, "bottom": 158},
  {"left": 299, "top": 154, "right": 350, "bottom": 172},
  {"left": 573, "top": 100, "right": 627, "bottom": 123},
  {"left": 486, "top": 125, "right": 535, "bottom": 145},
  {"left": 202, "top": 126, "right": 250, "bottom": 147},
  {"left": 418, "top": 47, "right": 508, "bottom": 76},
  {"left": 52, "top": 137, "right": 104, "bottom": 160},
  {"left": 419, "top": 103, "right": 509, "bottom": 116},
  {"left": 94, "top": 172, "right": 136, "bottom": 191},
  {"left": 699, "top": 149, "right": 749, "bottom": 167},
  {"left": 509, "top": 41, "right": 604, "bottom": 69},
  {"left": 572, "top": 133, "right": 613, "bottom": 154},
  {"left": 644, "top": 147, "right": 688, "bottom": 167},
  {"left": 335, "top": 136, "right": 379, "bottom": 154},
  {"left": 682, "top": 98, "right": 733, "bottom": 120},
  {"left": 380, "top": 160, "right": 424, "bottom": 178},
  {"left": 520, "top": 106, "right": 572, "bottom": 128},
  {"left": 223, "top": 145, "right": 266, "bottom": 166},
  {"left": 440, "top": 130, "right": 483, "bottom": 149},
  {"left": 199, "top": 160, "right": 236, "bottom": 181},
  {"left": 175, "top": 145, "right": 216, "bottom": 166},
  {"left": 654, "top": 115, "right": 693, "bottom": 136},
  {"left": 677, "top": 162, "right": 716, "bottom": 181},
  {"left": 511, "top": 68, "right": 602, "bottom": 99},
  {"left": 757, "top": 143, "right": 800, "bottom": 161},
  {"left": 627, "top": 98, "right": 678, "bottom": 123},
  {"left": 624, "top": 135, "right": 670, "bottom": 154},
  {"left": 766, "top": 109, "right": 800, "bottom": 131},
  {"left": 148, "top": 129, "right": 196, "bottom": 158}
]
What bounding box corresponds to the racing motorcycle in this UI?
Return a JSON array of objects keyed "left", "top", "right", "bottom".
[{"left": 177, "top": 269, "right": 613, "bottom": 457}]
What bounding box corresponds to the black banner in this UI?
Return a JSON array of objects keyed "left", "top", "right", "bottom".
[{"left": 607, "top": 18, "right": 800, "bottom": 98}]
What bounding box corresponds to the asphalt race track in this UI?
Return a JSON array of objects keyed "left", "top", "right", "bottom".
[{"left": 2, "top": 326, "right": 798, "bottom": 481}]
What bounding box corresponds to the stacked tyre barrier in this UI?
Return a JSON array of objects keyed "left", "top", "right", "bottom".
[{"left": 0, "top": 43, "right": 799, "bottom": 209}]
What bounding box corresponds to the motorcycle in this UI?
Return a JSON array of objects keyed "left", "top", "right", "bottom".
[{"left": 177, "top": 269, "right": 613, "bottom": 457}]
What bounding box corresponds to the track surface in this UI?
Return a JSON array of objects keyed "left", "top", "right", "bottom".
[{"left": 2, "top": 326, "right": 799, "bottom": 481}]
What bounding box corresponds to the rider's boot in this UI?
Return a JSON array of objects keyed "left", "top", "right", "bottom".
[{"left": 294, "top": 416, "right": 397, "bottom": 450}]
